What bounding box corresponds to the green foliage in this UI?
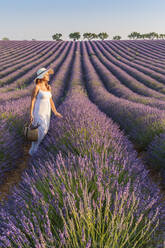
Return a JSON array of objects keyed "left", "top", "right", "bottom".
[
  {"left": 0, "top": 112, "right": 9, "bottom": 120},
  {"left": 132, "top": 115, "right": 165, "bottom": 150},
  {"left": 52, "top": 33, "right": 62, "bottom": 41},
  {"left": 113, "top": 35, "right": 122, "bottom": 40},
  {"left": 128, "top": 31, "right": 160, "bottom": 39},
  {"left": 97, "top": 32, "right": 109, "bottom": 40},
  {"left": 2, "top": 105, "right": 161, "bottom": 247},
  {"left": 83, "top": 33, "right": 98, "bottom": 40},
  {"left": 0, "top": 151, "right": 5, "bottom": 160},
  {"left": 26, "top": 157, "right": 159, "bottom": 248},
  {"left": 4, "top": 112, "right": 24, "bottom": 135},
  {"left": 2, "top": 37, "right": 10, "bottom": 40},
  {"left": 69, "top": 32, "right": 81, "bottom": 41}
]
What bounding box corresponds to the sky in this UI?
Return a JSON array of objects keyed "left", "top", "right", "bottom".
[{"left": 1, "top": 0, "right": 165, "bottom": 41}]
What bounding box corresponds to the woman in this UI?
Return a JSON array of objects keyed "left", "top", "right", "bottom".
[{"left": 29, "top": 67, "right": 63, "bottom": 156}]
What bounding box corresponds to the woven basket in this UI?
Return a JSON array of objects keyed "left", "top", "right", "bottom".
[{"left": 23, "top": 121, "right": 39, "bottom": 141}]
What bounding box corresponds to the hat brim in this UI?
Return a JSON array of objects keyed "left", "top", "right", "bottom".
[{"left": 35, "top": 68, "right": 54, "bottom": 81}]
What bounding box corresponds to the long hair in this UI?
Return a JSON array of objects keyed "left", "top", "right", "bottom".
[{"left": 35, "top": 78, "right": 51, "bottom": 91}]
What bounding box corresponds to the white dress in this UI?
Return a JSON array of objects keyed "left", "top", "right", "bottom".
[{"left": 29, "top": 89, "right": 52, "bottom": 156}]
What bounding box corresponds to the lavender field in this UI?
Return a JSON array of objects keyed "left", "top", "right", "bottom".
[{"left": 0, "top": 39, "right": 165, "bottom": 247}]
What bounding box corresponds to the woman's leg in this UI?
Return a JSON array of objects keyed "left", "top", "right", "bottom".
[
  {"left": 29, "top": 142, "right": 35, "bottom": 155},
  {"left": 28, "top": 126, "right": 47, "bottom": 155}
]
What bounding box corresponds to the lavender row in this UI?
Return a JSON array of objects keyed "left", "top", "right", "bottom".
[
  {"left": 142, "top": 39, "right": 165, "bottom": 50},
  {"left": 0, "top": 41, "right": 66, "bottom": 94},
  {"left": 0, "top": 41, "right": 52, "bottom": 76},
  {"left": 85, "top": 41, "right": 165, "bottom": 101},
  {"left": 0, "top": 41, "right": 77, "bottom": 185},
  {"left": 0, "top": 40, "right": 35, "bottom": 54},
  {"left": 83, "top": 41, "right": 165, "bottom": 110},
  {"left": 0, "top": 41, "right": 72, "bottom": 103},
  {"left": 120, "top": 40, "right": 165, "bottom": 59},
  {"left": 0, "top": 41, "right": 61, "bottom": 88},
  {"left": 110, "top": 40, "right": 165, "bottom": 74},
  {"left": 81, "top": 41, "right": 165, "bottom": 175},
  {"left": 0, "top": 88, "right": 164, "bottom": 247},
  {"left": 0, "top": 40, "right": 37, "bottom": 61},
  {"left": 103, "top": 40, "right": 165, "bottom": 80},
  {"left": 112, "top": 40, "right": 165, "bottom": 66},
  {"left": 0, "top": 79, "right": 63, "bottom": 186},
  {"left": 0, "top": 41, "right": 45, "bottom": 67},
  {"left": 132, "top": 39, "right": 165, "bottom": 57},
  {"left": 146, "top": 133, "right": 165, "bottom": 176},
  {"left": 106, "top": 40, "right": 165, "bottom": 71},
  {"left": 93, "top": 41, "right": 165, "bottom": 95},
  {"left": 0, "top": 40, "right": 164, "bottom": 246},
  {"left": 0, "top": 40, "right": 20, "bottom": 55}
]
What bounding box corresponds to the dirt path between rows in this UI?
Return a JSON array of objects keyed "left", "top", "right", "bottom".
[
  {"left": 0, "top": 141, "right": 32, "bottom": 203},
  {"left": 137, "top": 150, "right": 165, "bottom": 203}
]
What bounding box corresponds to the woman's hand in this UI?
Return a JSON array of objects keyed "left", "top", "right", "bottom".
[
  {"left": 30, "top": 114, "right": 34, "bottom": 123},
  {"left": 48, "top": 68, "right": 54, "bottom": 74},
  {"left": 55, "top": 112, "right": 63, "bottom": 118}
]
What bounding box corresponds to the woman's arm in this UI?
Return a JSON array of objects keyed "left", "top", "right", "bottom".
[
  {"left": 50, "top": 97, "right": 63, "bottom": 118},
  {"left": 50, "top": 97, "right": 58, "bottom": 115},
  {"left": 30, "top": 85, "right": 39, "bottom": 120},
  {"left": 49, "top": 86, "right": 63, "bottom": 118}
]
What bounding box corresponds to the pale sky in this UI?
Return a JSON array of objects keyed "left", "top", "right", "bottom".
[{"left": 1, "top": 0, "right": 165, "bottom": 41}]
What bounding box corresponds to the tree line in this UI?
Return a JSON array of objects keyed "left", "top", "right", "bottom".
[
  {"left": 52, "top": 31, "right": 165, "bottom": 41},
  {"left": 1, "top": 31, "right": 165, "bottom": 41},
  {"left": 127, "top": 32, "right": 165, "bottom": 39}
]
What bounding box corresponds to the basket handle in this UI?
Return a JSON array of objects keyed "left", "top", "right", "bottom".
[
  {"left": 28, "top": 120, "right": 40, "bottom": 128},
  {"left": 28, "top": 120, "right": 32, "bottom": 127}
]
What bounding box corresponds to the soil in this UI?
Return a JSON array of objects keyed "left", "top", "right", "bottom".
[
  {"left": 0, "top": 142, "right": 32, "bottom": 203},
  {"left": 137, "top": 150, "right": 165, "bottom": 203}
]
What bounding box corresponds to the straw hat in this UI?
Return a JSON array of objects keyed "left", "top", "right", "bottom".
[{"left": 35, "top": 67, "right": 54, "bottom": 80}]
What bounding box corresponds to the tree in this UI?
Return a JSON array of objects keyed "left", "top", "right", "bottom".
[
  {"left": 90, "top": 33, "right": 98, "bottom": 40},
  {"left": 83, "top": 33, "right": 98, "bottom": 40},
  {"left": 52, "top": 33, "right": 62, "bottom": 41},
  {"left": 139, "top": 33, "right": 148, "bottom": 39},
  {"left": 148, "top": 32, "right": 159, "bottom": 39},
  {"left": 155, "top": 33, "right": 159, "bottom": 39},
  {"left": 97, "top": 32, "right": 109, "bottom": 40},
  {"left": 69, "top": 32, "right": 81, "bottom": 41},
  {"left": 2, "top": 37, "right": 9, "bottom": 40},
  {"left": 128, "top": 32, "right": 140, "bottom": 39},
  {"left": 128, "top": 34, "right": 133, "bottom": 39},
  {"left": 113, "top": 35, "right": 122, "bottom": 40},
  {"left": 83, "top": 33, "right": 90, "bottom": 40},
  {"left": 159, "top": 34, "right": 165, "bottom": 39}
]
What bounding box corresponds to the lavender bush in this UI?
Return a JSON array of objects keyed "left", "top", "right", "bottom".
[
  {"left": 99, "top": 40, "right": 165, "bottom": 85},
  {"left": 0, "top": 40, "right": 77, "bottom": 181},
  {"left": 0, "top": 89, "right": 164, "bottom": 247},
  {"left": 82, "top": 41, "right": 165, "bottom": 110},
  {"left": 105, "top": 40, "right": 165, "bottom": 75},
  {"left": 146, "top": 132, "right": 165, "bottom": 182},
  {"left": 0, "top": 40, "right": 164, "bottom": 247}
]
